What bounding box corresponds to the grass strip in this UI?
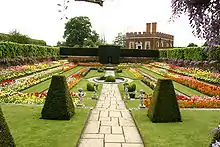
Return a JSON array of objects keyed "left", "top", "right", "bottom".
[
  {"left": 22, "top": 66, "right": 83, "bottom": 93},
  {"left": 84, "top": 70, "right": 106, "bottom": 79},
  {"left": 118, "top": 80, "right": 153, "bottom": 109},
  {"left": 139, "top": 67, "right": 208, "bottom": 97},
  {"left": 1, "top": 105, "right": 90, "bottom": 147},
  {"left": 70, "top": 79, "right": 103, "bottom": 108},
  {"left": 131, "top": 109, "right": 219, "bottom": 147},
  {"left": 115, "top": 70, "right": 135, "bottom": 79}
]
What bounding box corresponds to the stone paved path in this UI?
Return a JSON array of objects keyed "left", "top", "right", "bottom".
[{"left": 78, "top": 71, "right": 144, "bottom": 147}]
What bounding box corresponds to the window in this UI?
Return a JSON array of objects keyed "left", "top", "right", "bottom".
[
  {"left": 145, "top": 41, "right": 150, "bottom": 49},
  {"left": 129, "top": 42, "right": 133, "bottom": 49},
  {"left": 157, "top": 41, "right": 159, "bottom": 47}
]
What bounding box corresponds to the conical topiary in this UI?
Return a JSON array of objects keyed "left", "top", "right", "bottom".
[
  {"left": 41, "top": 75, "right": 75, "bottom": 120},
  {"left": 147, "top": 78, "right": 182, "bottom": 123},
  {"left": 0, "top": 106, "right": 16, "bottom": 146}
]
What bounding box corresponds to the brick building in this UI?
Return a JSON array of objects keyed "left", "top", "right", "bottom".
[{"left": 126, "top": 22, "right": 174, "bottom": 49}]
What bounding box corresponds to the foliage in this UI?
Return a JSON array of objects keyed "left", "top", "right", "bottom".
[
  {"left": 147, "top": 78, "right": 182, "bottom": 122},
  {"left": 105, "top": 75, "right": 115, "bottom": 82},
  {"left": 63, "top": 16, "right": 100, "bottom": 47},
  {"left": 187, "top": 43, "right": 198, "bottom": 47},
  {"left": 87, "top": 82, "right": 96, "bottom": 91},
  {"left": 0, "top": 42, "right": 59, "bottom": 59},
  {"left": 159, "top": 47, "right": 217, "bottom": 61},
  {"left": 113, "top": 32, "right": 126, "bottom": 48},
  {"left": 0, "top": 30, "right": 46, "bottom": 46},
  {"left": 170, "top": 0, "right": 220, "bottom": 47},
  {"left": 41, "top": 75, "right": 75, "bottom": 120},
  {"left": 97, "top": 67, "right": 104, "bottom": 72},
  {"left": 116, "top": 69, "right": 122, "bottom": 73},
  {"left": 0, "top": 106, "right": 15, "bottom": 146}
]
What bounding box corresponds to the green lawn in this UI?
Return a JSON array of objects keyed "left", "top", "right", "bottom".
[
  {"left": 1, "top": 105, "right": 90, "bottom": 147},
  {"left": 118, "top": 80, "right": 153, "bottom": 109},
  {"left": 84, "top": 70, "right": 105, "bottom": 79},
  {"left": 22, "top": 66, "right": 83, "bottom": 93},
  {"left": 131, "top": 109, "right": 219, "bottom": 147},
  {"left": 139, "top": 67, "right": 208, "bottom": 97},
  {"left": 70, "top": 79, "right": 103, "bottom": 108},
  {"left": 115, "top": 70, "right": 135, "bottom": 79}
]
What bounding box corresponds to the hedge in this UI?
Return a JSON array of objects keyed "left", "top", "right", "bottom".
[
  {"left": 41, "top": 75, "right": 75, "bottom": 120},
  {"left": 0, "top": 42, "right": 59, "bottom": 58},
  {"left": 0, "top": 33, "right": 46, "bottom": 46},
  {"left": 159, "top": 47, "right": 220, "bottom": 61}
]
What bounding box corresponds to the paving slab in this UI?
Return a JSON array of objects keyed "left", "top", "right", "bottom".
[
  {"left": 105, "top": 143, "right": 122, "bottom": 147},
  {"left": 78, "top": 139, "right": 103, "bottom": 147},
  {"left": 78, "top": 77, "right": 144, "bottom": 147},
  {"left": 105, "top": 134, "right": 125, "bottom": 143}
]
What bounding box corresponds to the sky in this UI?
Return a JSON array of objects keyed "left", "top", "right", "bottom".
[{"left": 0, "top": 0, "right": 206, "bottom": 47}]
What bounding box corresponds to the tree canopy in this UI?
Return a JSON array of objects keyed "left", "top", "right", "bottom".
[
  {"left": 63, "top": 16, "right": 100, "bottom": 47},
  {"left": 112, "top": 33, "right": 126, "bottom": 48},
  {"left": 171, "top": 0, "right": 220, "bottom": 47}
]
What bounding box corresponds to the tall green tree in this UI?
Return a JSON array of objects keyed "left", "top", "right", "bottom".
[
  {"left": 187, "top": 43, "right": 198, "bottom": 47},
  {"left": 112, "top": 33, "right": 126, "bottom": 47},
  {"left": 63, "top": 16, "right": 100, "bottom": 47}
]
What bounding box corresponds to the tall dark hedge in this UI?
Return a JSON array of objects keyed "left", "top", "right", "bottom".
[
  {"left": 0, "top": 106, "right": 15, "bottom": 146},
  {"left": 147, "top": 78, "right": 182, "bottom": 123},
  {"left": 41, "top": 75, "right": 75, "bottom": 120},
  {"left": 0, "top": 42, "right": 59, "bottom": 59}
]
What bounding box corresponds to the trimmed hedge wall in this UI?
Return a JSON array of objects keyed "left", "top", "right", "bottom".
[
  {"left": 0, "top": 42, "right": 59, "bottom": 58},
  {"left": 159, "top": 47, "right": 220, "bottom": 61},
  {"left": 60, "top": 47, "right": 98, "bottom": 56},
  {"left": 120, "top": 49, "right": 159, "bottom": 57}
]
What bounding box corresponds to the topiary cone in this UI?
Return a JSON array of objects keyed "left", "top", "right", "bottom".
[
  {"left": 0, "top": 106, "right": 16, "bottom": 146},
  {"left": 41, "top": 75, "right": 75, "bottom": 120},
  {"left": 147, "top": 78, "right": 182, "bottom": 123}
]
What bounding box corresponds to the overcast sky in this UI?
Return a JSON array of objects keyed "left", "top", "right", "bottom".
[{"left": 0, "top": 0, "right": 205, "bottom": 47}]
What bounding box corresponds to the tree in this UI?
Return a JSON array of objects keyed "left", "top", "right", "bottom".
[
  {"left": 9, "top": 29, "right": 30, "bottom": 44},
  {"left": 112, "top": 33, "right": 126, "bottom": 47},
  {"left": 171, "top": 0, "right": 220, "bottom": 48},
  {"left": 63, "top": 16, "right": 92, "bottom": 47},
  {"left": 63, "top": 16, "right": 100, "bottom": 47},
  {"left": 187, "top": 43, "right": 198, "bottom": 47}
]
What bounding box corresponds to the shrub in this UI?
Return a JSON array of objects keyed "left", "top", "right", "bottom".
[
  {"left": 147, "top": 78, "right": 182, "bottom": 123},
  {"left": 41, "top": 75, "right": 75, "bottom": 120},
  {"left": 105, "top": 75, "right": 115, "bottom": 82},
  {"left": 97, "top": 67, "right": 104, "bottom": 72},
  {"left": 0, "top": 106, "right": 15, "bottom": 146},
  {"left": 116, "top": 69, "right": 122, "bottom": 73},
  {"left": 128, "top": 83, "right": 136, "bottom": 92},
  {"left": 0, "top": 42, "right": 59, "bottom": 59},
  {"left": 87, "top": 82, "right": 95, "bottom": 91},
  {"left": 99, "top": 76, "right": 106, "bottom": 80}
]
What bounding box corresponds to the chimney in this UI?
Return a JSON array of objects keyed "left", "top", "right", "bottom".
[
  {"left": 152, "top": 22, "right": 157, "bottom": 33},
  {"left": 146, "top": 23, "right": 151, "bottom": 34}
]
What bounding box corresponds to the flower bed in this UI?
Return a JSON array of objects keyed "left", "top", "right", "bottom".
[
  {"left": 143, "top": 65, "right": 220, "bottom": 97},
  {"left": 129, "top": 68, "right": 144, "bottom": 79},
  {"left": 0, "top": 67, "right": 89, "bottom": 104},
  {"left": 151, "top": 62, "right": 220, "bottom": 85},
  {"left": 144, "top": 95, "right": 220, "bottom": 108},
  {"left": 0, "top": 60, "right": 64, "bottom": 83}
]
